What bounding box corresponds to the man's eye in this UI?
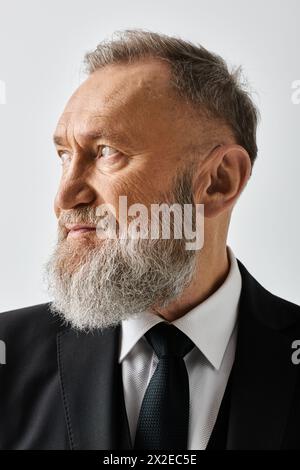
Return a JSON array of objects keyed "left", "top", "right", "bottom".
[
  {"left": 58, "top": 151, "right": 72, "bottom": 165},
  {"left": 100, "top": 146, "right": 120, "bottom": 158}
]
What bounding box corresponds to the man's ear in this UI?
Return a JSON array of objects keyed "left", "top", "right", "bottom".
[{"left": 193, "top": 144, "right": 252, "bottom": 218}]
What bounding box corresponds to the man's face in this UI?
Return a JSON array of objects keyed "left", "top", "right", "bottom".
[
  {"left": 53, "top": 59, "right": 195, "bottom": 224},
  {"left": 47, "top": 59, "right": 201, "bottom": 331}
]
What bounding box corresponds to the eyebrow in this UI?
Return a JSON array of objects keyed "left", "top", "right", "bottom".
[{"left": 53, "top": 127, "right": 132, "bottom": 148}]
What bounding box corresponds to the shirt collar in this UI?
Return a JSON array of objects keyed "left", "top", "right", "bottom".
[{"left": 119, "top": 245, "right": 242, "bottom": 370}]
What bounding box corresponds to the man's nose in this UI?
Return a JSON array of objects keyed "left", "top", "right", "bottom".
[{"left": 55, "top": 164, "right": 96, "bottom": 212}]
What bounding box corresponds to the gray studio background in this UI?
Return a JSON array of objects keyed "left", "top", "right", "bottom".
[{"left": 0, "top": 0, "right": 299, "bottom": 311}]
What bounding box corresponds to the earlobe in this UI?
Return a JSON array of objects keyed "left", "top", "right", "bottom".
[{"left": 201, "top": 192, "right": 226, "bottom": 219}]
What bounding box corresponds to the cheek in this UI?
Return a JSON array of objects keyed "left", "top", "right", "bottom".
[
  {"left": 89, "top": 156, "right": 176, "bottom": 209},
  {"left": 113, "top": 176, "right": 152, "bottom": 207}
]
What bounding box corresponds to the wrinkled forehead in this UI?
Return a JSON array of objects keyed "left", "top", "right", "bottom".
[
  {"left": 53, "top": 60, "right": 195, "bottom": 152},
  {"left": 59, "top": 60, "right": 175, "bottom": 125}
]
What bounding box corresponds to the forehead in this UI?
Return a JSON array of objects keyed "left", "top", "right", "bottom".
[{"left": 57, "top": 60, "right": 176, "bottom": 132}]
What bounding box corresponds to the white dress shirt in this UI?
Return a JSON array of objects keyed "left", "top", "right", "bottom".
[{"left": 119, "top": 245, "right": 242, "bottom": 450}]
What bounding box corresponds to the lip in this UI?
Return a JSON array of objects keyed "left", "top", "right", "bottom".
[{"left": 65, "top": 224, "right": 96, "bottom": 238}]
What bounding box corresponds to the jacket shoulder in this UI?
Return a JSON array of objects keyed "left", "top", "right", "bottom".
[
  {"left": 237, "top": 259, "right": 300, "bottom": 329},
  {"left": 0, "top": 303, "right": 65, "bottom": 339}
]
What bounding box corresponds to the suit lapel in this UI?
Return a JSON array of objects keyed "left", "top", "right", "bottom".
[
  {"left": 57, "top": 325, "right": 131, "bottom": 450},
  {"left": 226, "top": 260, "right": 299, "bottom": 449}
]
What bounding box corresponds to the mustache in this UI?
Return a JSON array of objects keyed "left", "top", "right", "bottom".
[{"left": 58, "top": 207, "right": 99, "bottom": 227}]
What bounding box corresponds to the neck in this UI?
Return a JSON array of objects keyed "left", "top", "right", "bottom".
[{"left": 151, "top": 245, "right": 230, "bottom": 322}]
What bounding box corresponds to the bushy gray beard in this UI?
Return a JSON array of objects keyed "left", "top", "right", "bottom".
[{"left": 45, "top": 171, "right": 198, "bottom": 331}]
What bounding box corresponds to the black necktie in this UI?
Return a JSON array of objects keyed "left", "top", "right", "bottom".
[{"left": 134, "top": 322, "right": 195, "bottom": 450}]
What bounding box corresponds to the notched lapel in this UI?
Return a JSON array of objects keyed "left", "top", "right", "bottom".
[
  {"left": 57, "top": 325, "right": 131, "bottom": 450},
  {"left": 227, "top": 261, "right": 299, "bottom": 449}
]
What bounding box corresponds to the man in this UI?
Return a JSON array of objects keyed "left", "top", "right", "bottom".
[{"left": 0, "top": 29, "right": 300, "bottom": 450}]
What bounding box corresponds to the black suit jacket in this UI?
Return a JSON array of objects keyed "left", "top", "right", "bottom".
[{"left": 1, "top": 259, "right": 300, "bottom": 450}]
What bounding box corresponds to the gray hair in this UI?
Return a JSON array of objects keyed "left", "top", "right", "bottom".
[{"left": 84, "top": 29, "right": 259, "bottom": 167}]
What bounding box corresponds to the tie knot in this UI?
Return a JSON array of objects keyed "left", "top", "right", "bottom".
[{"left": 145, "top": 322, "right": 194, "bottom": 359}]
